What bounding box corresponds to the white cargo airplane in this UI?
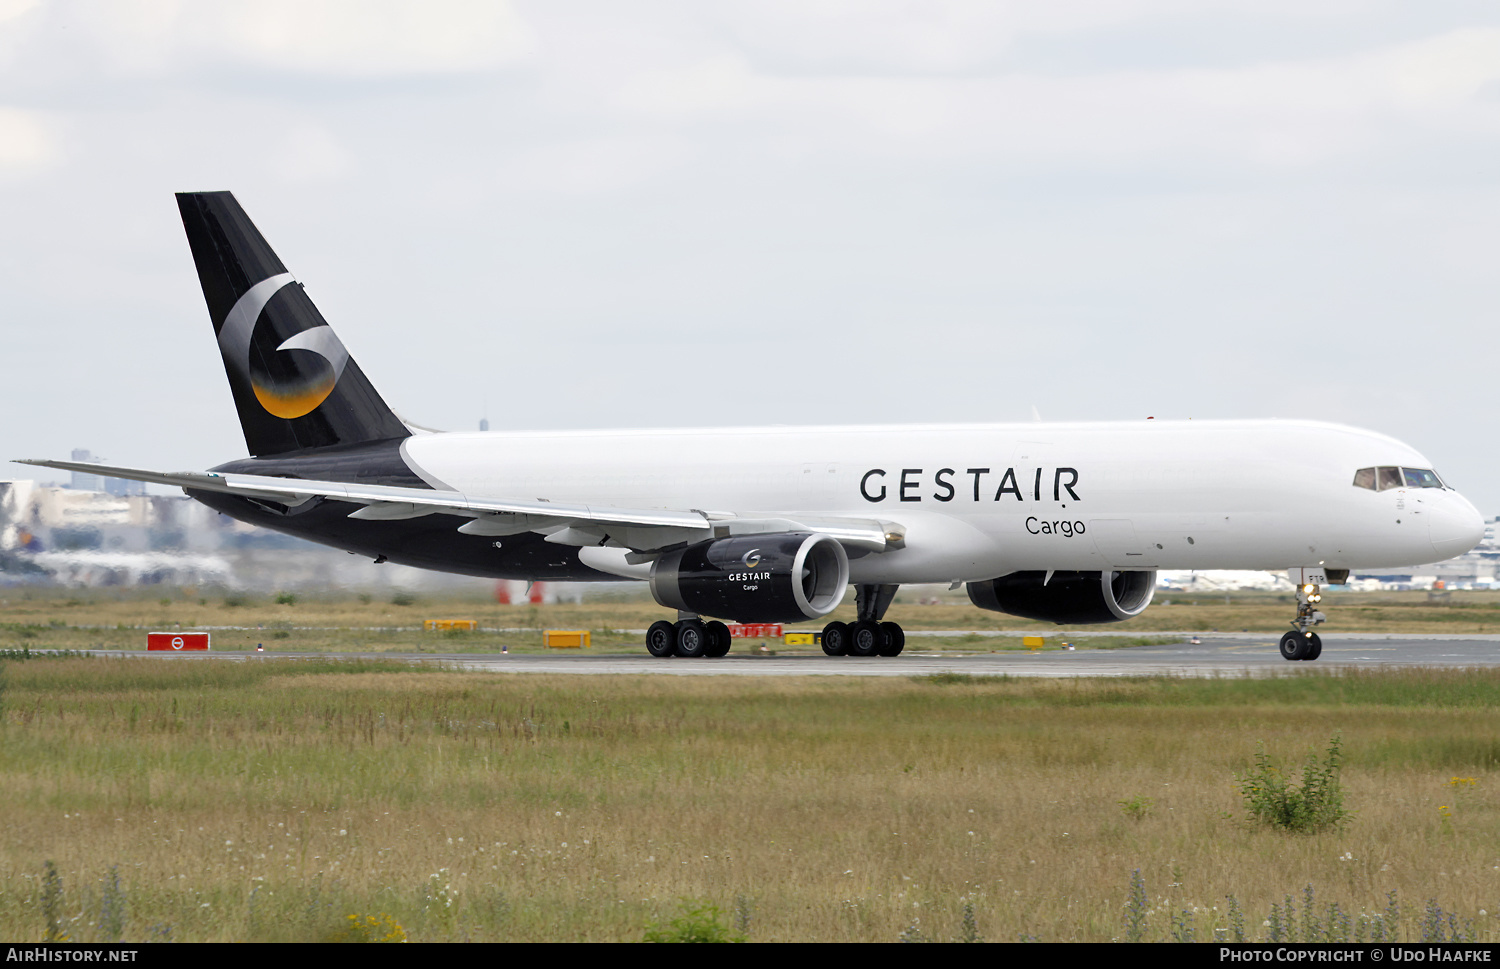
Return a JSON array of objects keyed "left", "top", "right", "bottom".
[{"left": 18, "top": 193, "right": 1485, "bottom": 661}]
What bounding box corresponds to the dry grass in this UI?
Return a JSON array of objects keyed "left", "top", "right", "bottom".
[{"left": 0, "top": 659, "right": 1499, "bottom": 941}]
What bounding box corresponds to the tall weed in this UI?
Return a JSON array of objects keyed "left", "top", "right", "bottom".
[
  {"left": 642, "top": 901, "right": 745, "bottom": 943},
  {"left": 1237, "top": 735, "right": 1349, "bottom": 832}
]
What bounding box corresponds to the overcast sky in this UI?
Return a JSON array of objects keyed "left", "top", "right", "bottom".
[{"left": 2, "top": 1, "right": 1499, "bottom": 514}]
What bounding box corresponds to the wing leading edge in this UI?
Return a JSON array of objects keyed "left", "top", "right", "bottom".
[{"left": 15, "top": 458, "right": 902, "bottom": 555}]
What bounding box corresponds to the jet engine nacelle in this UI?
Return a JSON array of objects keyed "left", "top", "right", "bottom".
[
  {"left": 967, "top": 570, "right": 1156, "bottom": 625},
  {"left": 650, "top": 532, "right": 849, "bottom": 624}
]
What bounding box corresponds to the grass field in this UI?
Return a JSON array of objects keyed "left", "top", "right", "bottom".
[
  {"left": 3, "top": 586, "right": 1500, "bottom": 655},
  {"left": 2, "top": 653, "right": 1500, "bottom": 942}
]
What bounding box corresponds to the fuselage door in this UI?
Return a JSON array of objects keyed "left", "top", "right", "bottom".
[
  {"left": 1090, "top": 518, "right": 1156, "bottom": 567},
  {"left": 801, "top": 462, "right": 840, "bottom": 507}
]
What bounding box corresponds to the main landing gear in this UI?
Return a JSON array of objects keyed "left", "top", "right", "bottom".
[
  {"left": 1279, "top": 580, "right": 1327, "bottom": 661},
  {"left": 641, "top": 584, "right": 909, "bottom": 659},
  {"left": 645, "top": 617, "right": 731, "bottom": 659},
  {"left": 821, "top": 583, "right": 905, "bottom": 658}
]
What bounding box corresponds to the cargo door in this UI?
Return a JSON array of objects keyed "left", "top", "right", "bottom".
[{"left": 1089, "top": 519, "right": 1158, "bottom": 567}]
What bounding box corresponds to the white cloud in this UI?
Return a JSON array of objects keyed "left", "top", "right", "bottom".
[
  {"left": 1388, "top": 28, "right": 1500, "bottom": 108},
  {"left": 0, "top": 106, "right": 56, "bottom": 170},
  {"left": 64, "top": 0, "right": 537, "bottom": 77},
  {"left": 0, "top": 0, "right": 39, "bottom": 24},
  {"left": 721, "top": 0, "right": 1022, "bottom": 73},
  {"left": 498, "top": 135, "right": 696, "bottom": 196},
  {"left": 268, "top": 124, "right": 350, "bottom": 182},
  {"left": 717, "top": 0, "right": 1369, "bottom": 74},
  {"left": 214, "top": 0, "right": 537, "bottom": 76},
  {"left": 598, "top": 25, "right": 1500, "bottom": 172},
  {"left": 613, "top": 55, "right": 763, "bottom": 120}
]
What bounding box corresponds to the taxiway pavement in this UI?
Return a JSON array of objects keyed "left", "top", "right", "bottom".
[{"left": 96, "top": 634, "right": 1500, "bottom": 677}]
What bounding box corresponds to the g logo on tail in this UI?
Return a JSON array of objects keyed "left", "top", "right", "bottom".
[{"left": 217, "top": 273, "right": 350, "bottom": 419}]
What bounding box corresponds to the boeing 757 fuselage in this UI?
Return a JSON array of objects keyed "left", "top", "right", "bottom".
[{"left": 19, "top": 192, "right": 1484, "bottom": 661}]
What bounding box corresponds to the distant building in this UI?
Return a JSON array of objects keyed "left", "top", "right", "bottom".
[
  {"left": 104, "top": 477, "right": 146, "bottom": 497},
  {"left": 68, "top": 449, "right": 101, "bottom": 492},
  {"left": 0, "top": 476, "right": 492, "bottom": 592},
  {"left": 64, "top": 448, "right": 147, "bottom": 497}
]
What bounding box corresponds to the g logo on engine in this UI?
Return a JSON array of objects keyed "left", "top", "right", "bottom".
[{"left": 740, "top": 548, "right": 762, "bottom": 570}]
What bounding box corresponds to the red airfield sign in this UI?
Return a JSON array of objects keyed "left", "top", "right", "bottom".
[{"left": 147, "top": 632, "right": 210, "bottom": 651}]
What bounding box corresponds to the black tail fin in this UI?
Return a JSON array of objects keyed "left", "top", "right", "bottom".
[{"left": 176, "top": 191, "right": 409, "bottom": 457}]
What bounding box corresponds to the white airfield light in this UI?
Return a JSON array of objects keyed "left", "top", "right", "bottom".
[{"left": 15, "top": 193, "right": 1487, "bottom": 663}]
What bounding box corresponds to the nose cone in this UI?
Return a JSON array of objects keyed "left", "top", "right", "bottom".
[{"left": 1430, "top": 491, "right": 1485, "bottom": 560}]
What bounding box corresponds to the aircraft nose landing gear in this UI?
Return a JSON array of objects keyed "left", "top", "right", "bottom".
[
  {"left": 1279, "top": 629, "right": 1321, "bottom": 661},
  {"left": 1279, "top": 571, "right": 1333, "bottom": 661}
]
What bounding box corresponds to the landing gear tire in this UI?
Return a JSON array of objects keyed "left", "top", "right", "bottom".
[
  {"left": 1284, "top": 576, "right": 1327, "bottom": 661},
  {"left": 849, "top": 619, "right": 883, "bottom": 657},
  {"left": 821, "top": 621, "right": 849, "bottom": 656},
  {"left": 704, "top": 620, "right": 731, "bottom": 658},
  {"left": 646, "top": 620, "right": 676, "bottom": 658},
  {"left": 675, "top": 619, "right": 709, "bottom": 658},
  {"left": 878, "top": 622, "right": 905, "bottom": 657}
]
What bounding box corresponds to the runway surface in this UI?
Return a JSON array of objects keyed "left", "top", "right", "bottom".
[{"left": 99, "top": 633, "right": 1500, "bottom": 677}]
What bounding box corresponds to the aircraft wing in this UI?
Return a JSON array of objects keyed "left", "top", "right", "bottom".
[
  {"left": 14, "top": 458, "right": 901, "bottom": 553},
  {"left": 15, "top": 458, "right": 710, "bottom": 530}
]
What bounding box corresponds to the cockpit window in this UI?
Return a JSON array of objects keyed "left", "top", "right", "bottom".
[
  {"left": 1357, "top": 466, "right": 1445, "bottom": 490},
  {"left": 1402, "top": 468, "right": 1443, "bottom": 489}
]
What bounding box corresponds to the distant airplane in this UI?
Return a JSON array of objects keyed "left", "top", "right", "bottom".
[{"left": 18, "top": 193, "right": 1485, "bottom": 661}]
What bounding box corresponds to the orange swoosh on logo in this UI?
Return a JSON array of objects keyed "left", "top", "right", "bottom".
[{"left": 252, "top": 377, "right": 337, "bottom": 419}]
